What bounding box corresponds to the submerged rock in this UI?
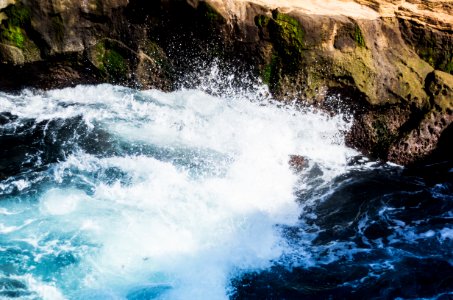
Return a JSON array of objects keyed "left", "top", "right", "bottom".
[{"left": 289, "top": 155, "right": 307, "bottom": 173}]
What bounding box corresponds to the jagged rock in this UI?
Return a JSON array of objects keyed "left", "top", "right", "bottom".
[
  {"left": 387, "top": 71, "right": 453, "bottom": 165},
  {"left": 428, "top": 70, "right": 453, "bottom": 111},
  {"left": 0, "top": 0, "right": 451, "bottom": 165},
  {"left": 135, "top": 41, "right": 173, "bottom": 91}
]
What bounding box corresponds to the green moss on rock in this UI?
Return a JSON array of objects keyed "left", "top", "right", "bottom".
[
  {"left": 256, "top": 10, "right": 306, "bottom": 86},
  {"left": 417, "top": 42, "right": 451, "bottom": 74},
  {"left": 269, "top": 10, "right": 305, "bottom": 64},
  {"left": 426, "top": 70, "right": 453, "bottom": 112},
  {"left": 142, "top": 40, "right": 171, "bottom": 72},
  {"left": 443, "top": 59, "right": 453, "bottom": 74},
  {"left": 103, "top": 49, "right": 127, "bottom": 77},
  {"left": 272, "top": 11, "right": 304, "bottom": 46},
  {"left": 409, "top": 28, "right": 453, "bottom": 75},
  {"left": 354, "top": 25, "right": 366, "bottom": 48},
  {"left": 91, "top": 40, "right": 129, "bottom": 79},
  {"left": 330, "top": 49, "right": 378, "bottom": 103},
  {"left": 255, "top": 15, "right": 270, "bottom": 28},
  {"left": 0, "top": 4, "right": 31, "bottom": 49},
  {"left": 372, "top": 118, "right": 396, "bottom": 157},
  {"left": 2, "top": 4, "right": 30, "bottom": 27},
  {"left": 261, "top": 53, "right": 279, "bottom": 85},
  {"left": 1, "top": 24, "right": 24, "bottom": 48}
]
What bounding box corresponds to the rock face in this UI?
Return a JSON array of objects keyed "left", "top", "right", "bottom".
[
  {"left": 0, "top": 0, "right": 173, "bottom": 90},
  {"left": 0, "top": 0, "right": 451, "bottom": 165}
]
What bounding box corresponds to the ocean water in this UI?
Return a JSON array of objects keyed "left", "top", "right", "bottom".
[{"left": 0, "top": 82, "right": 451, "bottom": 299}]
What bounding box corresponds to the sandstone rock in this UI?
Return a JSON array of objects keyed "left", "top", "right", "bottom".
[
  {"left": 387, "top": 71, "right": 453, "bottom": 165},
  {"left": 0, "top": 0, "right": 451, "bottom": 165},
  {"left": 0, "top": 0, "right": 15, "bottom": 10},
  {"left": 428, "top": 70, "right": 453, "bottom": 111},
  {"left": 0, "top": 42, "right": 23, "bottom": 64},
  {"left": 26, "top": 0, "right": 128, "bottom": 54}
]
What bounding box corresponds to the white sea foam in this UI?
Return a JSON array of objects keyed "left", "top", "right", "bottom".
[
  {"left": 12, "top": 274, "right": 66, "bottom": 300},
  {"left": 40, "top": 188, "right": 88, "bottom": 215},
  {"left": 0, "top": 219, "right": 34, "bottom": 234},
  {"left": 0, "top": 207, "right": 17, "bottom": 215},
  {"left": 440, "top": 228, "right": 453, "bottom": 241},
  {"left": 0, "top": 83, "right": 357, "bottom": 299}
]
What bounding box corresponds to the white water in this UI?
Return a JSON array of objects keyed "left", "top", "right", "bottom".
[{"left": 0, "top": 83, "right": 357, "bottom": 299}]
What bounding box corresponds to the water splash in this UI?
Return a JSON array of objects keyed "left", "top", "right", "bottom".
[{"left": 0, "top": 80, "right": 356, "bottom": 299}]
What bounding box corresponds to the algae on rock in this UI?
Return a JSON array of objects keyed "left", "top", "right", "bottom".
[
  {"left": 90, "top": 40, "right": 130, "bottom": 81},
  {"left": 0, "top": 3, "right": 29, "bottom": 49},
  {"left": 268, "top": 10, "right": 305, "bottom": 71},
  {"left": 0, "top": 3, "right": 40, "bottom": 63},
  {"left": 255, "top": 11, "right": 309, "bottom": 98}
]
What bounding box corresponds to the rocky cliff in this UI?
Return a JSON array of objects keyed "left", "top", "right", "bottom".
[{"left": 0, "top": 0, "right": 452, "bottom": 165}]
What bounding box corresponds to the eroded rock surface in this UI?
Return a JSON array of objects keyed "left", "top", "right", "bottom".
[{"left": 0, "top": 0, "right": 451, "bottom": 165}]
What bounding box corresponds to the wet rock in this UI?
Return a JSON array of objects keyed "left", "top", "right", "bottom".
[
  {"left": 0, "top": 111, "right": 17, "bottom": 125},
  {"left": 0, "top": 0, "right": 172, "bottom": 90},
  {"left": 0, "top": 0, "right": 452, "bottom": 165},
  {"left": 88, "top": 39, "right": 133, "bottom": 83},
  {"left": 387, "top": 71, "right": 453, "bottom": 165},
  {"left": 289, "top": 155, "right": 307, "bottom": 172},
  {"left": 347, "top": 70, "right": 453, "bottom": 164},
  {"left": 0, "top": 43, "right": 23, "bottom": 64}
]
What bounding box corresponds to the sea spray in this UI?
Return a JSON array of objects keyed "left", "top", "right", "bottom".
[{"left": 0, "top": 83, "right": 356, "bottom": 299}]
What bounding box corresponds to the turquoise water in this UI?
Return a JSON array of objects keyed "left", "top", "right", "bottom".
[
  {"left": 1, "top": 84, "right": 358, "bottom": 299},
  {"left": 1, "top": 83, "right": 452, "bottom": 299}
]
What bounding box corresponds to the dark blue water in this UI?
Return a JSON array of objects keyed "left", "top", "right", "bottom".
[
  {"left": 0, "top": 85, "right": 452, "bottom": 299},
  {"left": 233, "top": 162, "right": 453, "bottom": 299}
]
